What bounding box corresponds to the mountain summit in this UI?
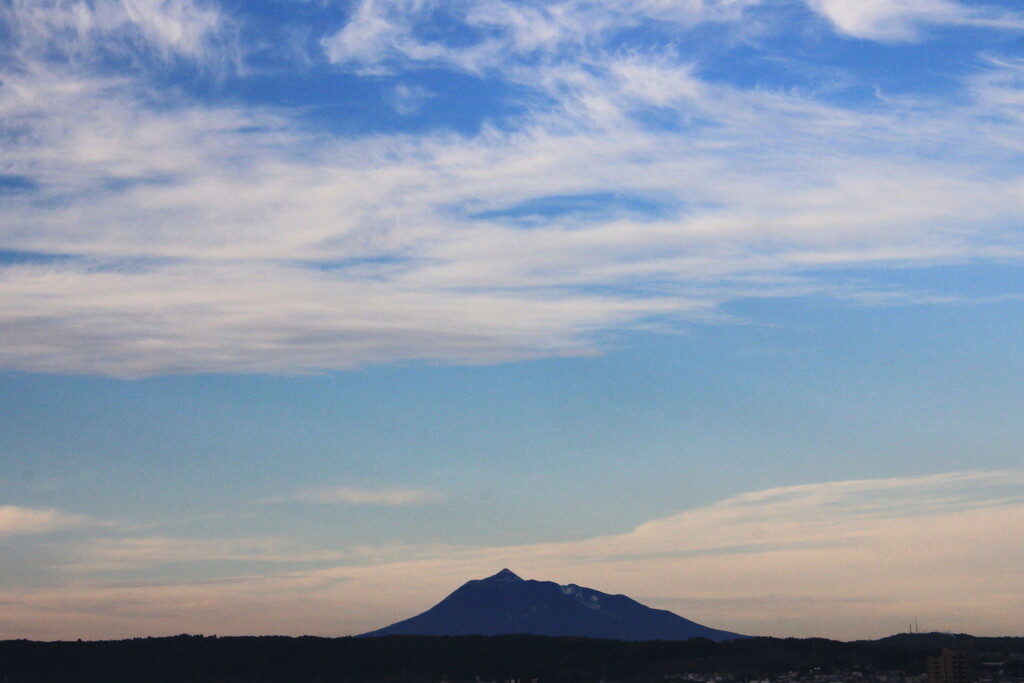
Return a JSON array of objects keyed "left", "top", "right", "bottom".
[
  {"left": 482, "top": 568, "right": 523, "bottom": 583},
  {"left": 360, "top": 569, "right": 745, "bottom": 641}
]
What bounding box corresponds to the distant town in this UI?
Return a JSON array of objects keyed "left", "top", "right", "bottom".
[
  {"left": 2, "top": 632, "right": 1023, "bottom": 683},
  {"left": 654, "top": 647, "right": 1024, "bottom": 683}
]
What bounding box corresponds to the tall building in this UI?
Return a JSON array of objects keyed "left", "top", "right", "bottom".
[{"left": 928, "top": 648, "right": 972, "bottom": 683}]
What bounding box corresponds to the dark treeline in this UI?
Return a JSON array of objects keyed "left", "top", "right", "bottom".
[{"left": 1, "top": 632, "right": 1022, "bottom": 683}]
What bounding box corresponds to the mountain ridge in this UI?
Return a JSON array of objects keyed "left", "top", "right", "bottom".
[{"left": 360, "top": 568, "right": 746, "bottom": 642}]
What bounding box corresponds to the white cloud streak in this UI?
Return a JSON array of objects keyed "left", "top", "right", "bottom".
[
  {"left": 804, "top": 0, "right": 1024, "bottom": 41},
  {"left": 279, "top": 486, "right": 443, "bottom": 506},
  {"left": 0, "top": 505, "right": 90, "bottom": 536}
]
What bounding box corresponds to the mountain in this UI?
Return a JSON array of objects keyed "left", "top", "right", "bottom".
[{"left": 360, "top": 568, "right": 746, "bottom": 642}]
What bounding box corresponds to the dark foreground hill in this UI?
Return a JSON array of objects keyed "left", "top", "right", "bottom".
[
  {"left": 362, "top": 568, "right": 744, "bottom": 641},
  {"left": 2, "top": 632, "right": 1022, "bottom": 683}
]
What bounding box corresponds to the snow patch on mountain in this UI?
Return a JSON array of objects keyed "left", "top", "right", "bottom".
[{"left": 560, "top": 583, "right": 604, "bottom": 610}]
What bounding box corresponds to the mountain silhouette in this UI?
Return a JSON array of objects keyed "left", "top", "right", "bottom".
[{"left": 361, "top": 568, "right": 746, "bottom": 641}]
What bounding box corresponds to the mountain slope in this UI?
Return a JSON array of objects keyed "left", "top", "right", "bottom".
[{"left": 361, "top": 569, "right": 745, "bottom": 641}]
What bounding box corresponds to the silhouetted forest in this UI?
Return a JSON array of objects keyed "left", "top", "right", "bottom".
[{"left": 2, "top": 632, "right": 1022, "bottom": 683}]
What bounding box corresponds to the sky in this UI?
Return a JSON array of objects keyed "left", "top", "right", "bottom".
[{"left": 1, "top": 0, "right": 1023, "bottom": 642}]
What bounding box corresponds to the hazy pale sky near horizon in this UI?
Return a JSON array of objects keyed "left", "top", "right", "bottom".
[{"left": 2, "top": 0, "right": 1024, "bottom": 641}]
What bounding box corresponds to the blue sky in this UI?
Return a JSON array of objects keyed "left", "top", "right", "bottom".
[{"left": 1, "top": 0, "right": 1024, "bottom": 640}]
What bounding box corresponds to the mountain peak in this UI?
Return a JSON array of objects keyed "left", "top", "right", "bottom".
[{"left": 482, "top": 568, "right": 523, "bottom": 583}]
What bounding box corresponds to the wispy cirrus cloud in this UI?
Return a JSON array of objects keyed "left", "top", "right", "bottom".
[
  {"left": 1, "top": 0, "right": 234, "bottom": 68},
  {"left": 321, "top": 0, "right": 761, "bottom": 75},
  {"left": 56, "top": 535, "right": 349, "bottom": 572},
  {"left": 2, "top": 0, "right": 1024, "bottom": 376}
]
